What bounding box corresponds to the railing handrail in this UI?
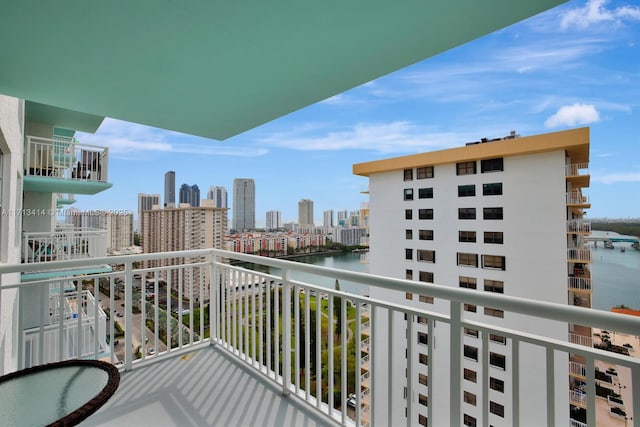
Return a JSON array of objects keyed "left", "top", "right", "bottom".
[
  {"left": 1, "top": 248, "right": 639, "bottom": 337},
  {"left": 26, "top": 135, "right": 107, "bottom": 152},
  {"left": 23, "top": 227, "right": 107, "bottom": 237}
]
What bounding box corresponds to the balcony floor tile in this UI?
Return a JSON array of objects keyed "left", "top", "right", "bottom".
[{"left": 81, "top": 346, "right": 334, "bottom": 427}]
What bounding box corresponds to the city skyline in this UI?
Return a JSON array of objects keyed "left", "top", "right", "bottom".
[{"left": 72, "top": 0, "right": 639, "bottom": 221}]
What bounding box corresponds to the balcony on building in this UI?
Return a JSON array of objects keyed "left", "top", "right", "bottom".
[
  {"left": 566, "top": 191, "right": 591, "bottom": 211},
  {"left": 1, "top": 249, "right": 638, "bottom": 427},
  {"left": 23, "top": 135, "right": 112, "bottom": 195},
  {"left": 21, "top": 225, "right": 111, "bottom": 281},
  {"left": 566, "top": 162, "right": 590, "bottom": 189},
  {"left": 567, "top": 219, "right": 592, "bottom": 234}
]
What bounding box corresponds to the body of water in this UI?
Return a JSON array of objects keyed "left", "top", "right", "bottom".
[{"left": 291, "top": 233, "right": 640, "bottom": 312}]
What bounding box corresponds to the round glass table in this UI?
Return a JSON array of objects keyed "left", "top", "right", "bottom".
[{"left": 0, "top": 360, "right": 120, "bottom": 427}]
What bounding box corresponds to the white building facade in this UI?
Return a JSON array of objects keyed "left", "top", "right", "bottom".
[{"left": 353, "top": 128, "right": 591, "bottom": 427}]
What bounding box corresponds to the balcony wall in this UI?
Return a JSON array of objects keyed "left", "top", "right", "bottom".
[
  {"left": 1, "top": 249, "right": 639, "bottom": 427},
  {"left": 22, "top": 227, "right": 107, "bottom": 264}
]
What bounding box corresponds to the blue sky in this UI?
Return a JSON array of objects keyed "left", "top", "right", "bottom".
[{"left": 75, "top": 0, "right": 640, "bottom": 226}]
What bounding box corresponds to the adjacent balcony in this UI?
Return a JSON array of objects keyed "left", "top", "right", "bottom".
[
  {"left": 566, "top": 163, "right": 590, "bottom": 188},
  {"left": 566, "top": 191, "right": 591, "bottom": 209},
  {"left": 1, "top": 249, "right": 639, "bottom": 427},
  {"left": 568, "top": 247, "right": 592, "bottom": 263},
  {"left": 567, "top": 219, "right": 591, "bottom": 234},
  {"left": 568, "top": 276, "right": 592, "bottom": 292},
  {"left": 23, "top": 135, "right": 112, "bottom": 195}
]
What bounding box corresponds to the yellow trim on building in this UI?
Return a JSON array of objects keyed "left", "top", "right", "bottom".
[{"left": 353, "top": 127, "right": 589, "bottom": 176}]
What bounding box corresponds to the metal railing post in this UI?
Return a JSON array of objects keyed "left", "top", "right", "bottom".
[
  {"left": 282, "top": 268, "right": 291, "bottom": 396},
  {"left": 124, "top": 260, "right": 133, "bottom": 371}
]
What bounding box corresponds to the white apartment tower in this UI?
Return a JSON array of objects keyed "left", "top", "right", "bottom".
[
  {"left": 106, "top": 211, "right": 134, "bottom": 251},
  {"left": 266, "top": 210, "right": 282, "bottom": 230},
  {"left": 232, "top": 178, "right": 255, "bottom": 231},
  {"left": 298, "top": 198, "right": 314, "bottom": 226},
  {"left": 207, "top": 185, "right": 228, "bottom": 209},
  {"left": 337, "top": 209, "right": 348, "bottom": 227},
  {"left": 353, "top": 128, "right": 591, "bottom": 427},
  {"left": 323, "top": 209, "right": 334, "bottom": 227},
  {"left": 141, "top": 201, "right": 227, "bottom": 301},
  {"left": 138, "top": 192, "right": 160, "bottom": 231}
]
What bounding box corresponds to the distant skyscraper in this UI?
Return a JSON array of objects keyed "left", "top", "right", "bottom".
[
  {"left": 298, "top": 199, "right": 314, "bottom": 226},
  {"left": 337, "top": 209, "right": 348, "bottom": 227},
  {"left": 179, "top": 183, "right": 200, "bottom": 207},
  {"left": 138, "top": 193, "right": 160, "bottom": 232},
  {"left": 208, "top": 185, "right": 228, "bottom": 209},
  {"left": 232, "top": 178, "right": 255, "bottom": 231},
  {"left": 164, "top": 171, "right": 175, "bottom": 208},
  {"left": 266, "top": 210, "right": 282, "bottom": 230},
  {"left": 323, "top": 209, "right": 334, "bottom": 227}
]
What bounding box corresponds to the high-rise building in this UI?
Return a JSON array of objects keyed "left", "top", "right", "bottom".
[
  {"left": 164, "top": 171, "right": 176, "bottom": 208},
  {"left": 179, "top": 183, "right": 200, "bottom": 207},
  {"left": 138, "top": 193, "right": 160, "bottom": 231},
  {"left": 232, "top": 178, "right": 255, "bottom": 231},
  {"left": 353, "top": 128, "right": 591, "bottom": 427},
  {"left": 64, "top": 209, "right": 133, "bottom": 252},
  {"left": 337, "top": 210, "right": 348, "bottom": 227},
  {"left": 141, "top": 201, "right": 227, "bottom": 301},
  {"left": 298, "top": 199, "right": 314, "bottom": 226},
  {"left": 323, "top": 209, "right": 334, "bottom": 227},
  {"left": 266, "top": 210, "right": 282, "bottom": 230},
  {"left": 207, "top": 186, "right": 228, "bottom": 209}
]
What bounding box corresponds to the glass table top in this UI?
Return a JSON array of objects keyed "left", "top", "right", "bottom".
[{"left": 0, "top": 360, "right": 119, "bottom": 427}]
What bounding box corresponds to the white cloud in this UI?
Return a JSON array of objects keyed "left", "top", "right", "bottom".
[
  {"left": 593, "top": 172, "right": 640, "bottom": 184},
  {"left": 561, "top": 0, "right": 640, "bottom": 30},
  {"left": 258, "top": 121, "right": 509, "bottom": 154},
  {"left": 544, "top": 103, "right": 600, "bottom": 128},
  {"left": 77, "top": 118, "right": 267, "bottom": 158}
]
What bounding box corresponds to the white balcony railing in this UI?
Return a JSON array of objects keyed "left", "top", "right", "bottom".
[
  {"left": 566, "top": 163, "right": 589, "bottom": 177},
  {"left": 567, "top": 219, "right": 591, "bottom": 233},
  {"left": 568, "top": 247, "right": 592, "bottom": 262},
  {"left": 22, "top": 227, "right": 107, "bottom": 263},
  {"left": 569, "top": 332, "right": 593, "bottom": 348},
  {"left": 1, "top": 249, "right": 639, "bottom": 427},
  {"left": 24, "top": 135, "right": 109, "bottom": 182},
  {"left": 568, "top": 276, "right": 592, "bottom": 291},
  {"left": 566, "top": 191, "right": 589, "bottom": 205},
  {"left": 570, "top": 361, "right": 587, "bottom": 377}
]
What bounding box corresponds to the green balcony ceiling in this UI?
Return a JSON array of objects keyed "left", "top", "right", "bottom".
[{"left": 0, "top": 1, "right": 565, "bottom": 140}]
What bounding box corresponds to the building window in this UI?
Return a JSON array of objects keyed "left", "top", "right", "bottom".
[
  {"left": 418, "top": 188, "right": 434, "bottom": 199},
  {"left": 484, "top": 231, "right": 503, "bottom": 244},
  {"left": 457, "top": 161, "right": 476, "bottom": 176},
  {"left": 417, "top": 249, "right": 435, "bottom": 263},
  {"left": 458, "top": 208, "right": 476, "bottom": 220},
  {"left": 483, "top": 207, "right": 503, "bottom": 220},
  {"left": 405, "top": 209, "right": 413, "bottom": 220},
  {"left": 482, "top": 255, "right": 506, "bottom": 270},
  {"left": 419, "top": 374, "right": 428, "bottom": 386},
  {"left": 417, "top": 166, "right": 434, "bottom": 179},
  {"left": 418, "top": 209, "right": 433, "bottom": 220},
  {"left": 419, "top": 229, "right": 434, "bottom": 240},
  {"left": 490, "top": 377, "right": 505, "bottom": 393},
  {"left": 458, "top": 184, "right": 476, "bottom": 197},
  {"left": 490, "top": 352, "right": 506, "bottom": 370},
  {"left": 419, "top": 294, "right": 434, "bottom": 304},
  {"left": 417, "top": 316, "right": 428, "bottom": 324},
  {"left": 464, "top": 391, "right": 477, "bottom": 406},
  {"left": 490, "top": 401, "right": 505, "bottom": 418},
  {"left": 463, "top": 414, "right": 477, "bottom": 427},
  {"left": 481, "top": 158, "right": 504, "bottom": 173},
  {"left": 459, "top": 276, "right": 477, "bottom": 289},
  {"left": 483, "top": 182, "right": 503, "bottom": 196},
  {"left": 418, "top": 332, "right": 428, "bottom": 345},
  {"left": 419, "top": 353, "right": 428, "bottom": 365},
  {"left": 418, "top": 414, "right": 428, "bottom": 426},
  {"left": 464, "top": 328, "right": 479, "bottom": 338},
  {"left": 404, "top": 168, "right": 413, "bottom": 181},
  {"left": 490, "top": 334, "right": 507, "bottom": 345},
  {"left": 464, "top": 345, "right": 478, "bottom": 361},
  {"left": 406, "top": 269, "right": 414, "bottom": 280},
  {"left": 404, "top": 188, "right": 414, "bottom": 200},
  {"left": 419, "top": 271, "right": 434, "bottom": 282},
  {"left": 484, "top": 307, "right": 504, "bottom": 318},
  {"left": 464, "top": 369, "right": 477, "bottom": 383},
  {"left": 459, "top": 231, "right": 476, "bottom": 243},
  {"left": 464, "top": 303, "right": 477, "bottom": 313},
  {"left": 484, "top": 279, "right": 504, "bottom": 293},
  {"left": 406, "top": 229, "right": 413, "bottom": 240},
  {"left": 405, "top": 248, "right": 413, "bottom": 260},
  {"left": 457, "top": 252, "right": 478, "bottom": 267},
  {"left": 406, "top": 292, "right": 413, "bottom": 300}
]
